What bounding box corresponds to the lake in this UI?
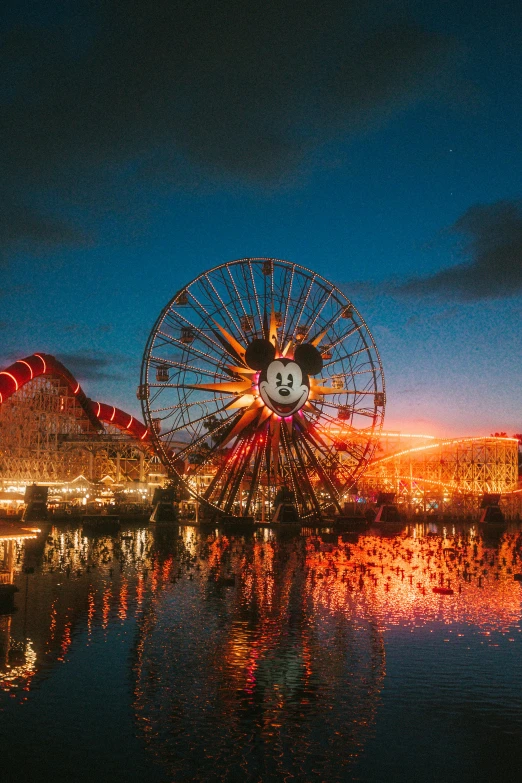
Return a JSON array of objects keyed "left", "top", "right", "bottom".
[{"left": 1, "top": 522, "right": 522, "bottom": 782}]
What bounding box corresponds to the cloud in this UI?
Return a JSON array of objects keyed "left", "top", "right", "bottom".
[
  {"left": 2, "top": 0, "right": 459, "bottom": 251},
  {"left": 56, "top": 351, "right": 127, "bottom": 381},
  {"left": 0, "top": 200, "right": 90, "bottom": 260},
  {"left": 395, "top": 199, "right": 522, "bottom": 300}
]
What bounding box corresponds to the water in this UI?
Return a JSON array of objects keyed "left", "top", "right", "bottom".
[{"left": 1, "top": 522, "right": 522, "bottom": 782}]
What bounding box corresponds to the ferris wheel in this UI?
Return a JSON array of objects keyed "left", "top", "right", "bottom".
[{"left": 139, "top": 258, "right": 385, "bottom": 520}]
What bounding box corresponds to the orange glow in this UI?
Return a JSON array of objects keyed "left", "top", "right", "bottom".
[
  {"left": 102, "top": 586, "right": 111, "bottom": 629},
  {"left": 17, "top": 359, "right": 34, "bottom": 379},
  {"left": 0, "top": 371, "right": 19, "bottom": 390},
  {"left": 73, "top": 382, "right": 80, "bottom": 394},
  {"left": 34, "top": 353, "right": 47, "bottom": 373},
  {"left": 110, "top": 406, "right": 116, "bottom": 422},
  {"left": 87, "top": 589, "right": 95, "bottom": 638},
  {"left": 372, "top": 435, "right": 519, "bottom": 465},
  {"left": 57, "top": 621, "right": 72, "bottom": 662},
  {"left": 305, "top": 531, "right": 522, "bottom": 632},
  {"left": 136, "top": 573, "right": 144, "bottom": 607},
  {"left": 118, "top": 578, "right": 129, "bottom": 621}
]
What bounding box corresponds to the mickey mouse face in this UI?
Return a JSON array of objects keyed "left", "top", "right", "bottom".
[
  {"left": 260, "top": 358, "right": 309, "bottom": 416},
  {"left": 245, "top": 338, "right": 323, "bottom": 417}
]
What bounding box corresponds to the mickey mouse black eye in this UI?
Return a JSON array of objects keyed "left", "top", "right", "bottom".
[
  {"left": 287, "top": 373, "right": 293, "bottom": 387},
  {"left": 276, "top": 372, "right": 282, "bottom": 386}
]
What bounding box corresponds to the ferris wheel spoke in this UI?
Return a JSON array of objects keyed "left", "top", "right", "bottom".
[
  {"left": 295, "top": 414, "right": 336, "bottom": 460},
  {"left": 221, "top": 431, "right": 257, "bottom": 514},
  {"left": 243, "top": 436, "right": 265, "bottom": 517},
  {"left": 232, "top": 433, "right": 260, "bottom": 516},
  {"left": 314, "top": 403, "right": 378, "bottom": 434},
  {"left": 201, "top": 422, "right": 257, "bottom": 499},
  {"left": 163, "top": 311, "right": 230, "bottom": 360},
  {"left": 246, "top": 259, "right": 264, "bottom": 334},
  {"left": 216, "top": 449, "right": 243, "bottom": 511},
  {"left": 283, "top": 426, "right": 320, "bottom": 517},
  {"left": 322, "top": 345, "right": 366, "bottom": 369},
  {"left": 149, "top": 395, "right": 235, "bottom": 415},
  {"left": 279, "top": 423, "right": 306, "bottom": 514},
  {"left": 162, "top": 404, "right": 239, "bottom": 444},
  {"left": 216, "top": 267, "right": 249, "bottom": 337},
  {"left": 150, "top": 345, "right": 230, "bottom": 376},
  {"left": 303, "top": 409, "right": 370, "bottom": 462},
  {"left": 310, "top": 413, "right": 371, "bottom": 460},
  {"left": 226, "top": 264, "right": 254, "bottom": 330},
  {"left": 311, "top": 301, "right": 351, "bottom": 343},
  {"left": 325, "top": 323, "right": 365, "bottom": 353},
  {"left": 146, "top": 385, "right": 168, "bottom": 408},
  {"left": 185, "top": 287, "right": 214, "bottom": 321},
  {"left": 172, "top": 422, "right": 236, "bottom": 465},
  {"left": 314, "top": 399, "right": 376, "bottom": 418},
  {"left": 202, "top": 273, "right": 245, "bottom": 343},
  {"left": 151, "top": 334, "right": 228, "bottom": 371},
  {"left": 285, "top": 446, "right": 310, "bottom": 517},
  {"left": 290, "top": 427, "right": 329, "bottom": 516},
  {"left": 273, "top": 264, "right": 288, "bottom": 324},
  {"left": 280, "top": 264, "right": 295, "bottom": 339},
  {"left": 212, "top": 439, "right": 245, "bottom": 508},
  {"left": 301, "top": 289, "right": 334, "bottom": 343},
  {"left": 149, "top": 361, "right": 232, "bottom": 380},
  {"left": 297, "top": 429, "right": 343, "bottom": 511},
  {"left": 188, "top": 427, "right": 238, "bottom": 482},
  {"left": 202, "top": 311, "right": 250, "bottom": 365},
  {"left": 288, "top": 274, "right": 316, "bottom": 338},
  {"left": 202, "top": 443, "right": 238, "bottom": 501}
]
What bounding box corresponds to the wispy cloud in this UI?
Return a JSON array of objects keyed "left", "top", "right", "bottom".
[
  {"left": 395, "top": 200, "right": 522, "bottom": 300},
  {"left": 55, "top": 351, "right": 128, "bottom": 382}
]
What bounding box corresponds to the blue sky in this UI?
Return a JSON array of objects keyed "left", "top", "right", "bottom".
[{"left": 1, "top": 0, "right": 521, "bottom": 435}]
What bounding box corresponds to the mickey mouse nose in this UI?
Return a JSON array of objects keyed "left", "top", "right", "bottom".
[{"left": 279, "top": 388, "right": 290, "bottom": 397}]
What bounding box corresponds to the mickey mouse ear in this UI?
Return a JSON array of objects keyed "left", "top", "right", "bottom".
[
  {"left": 294, "top": 343, "right": 323, "bottom": 375},
  {"left": 245, "top": 339, "right": 276, "bottom": 370}
]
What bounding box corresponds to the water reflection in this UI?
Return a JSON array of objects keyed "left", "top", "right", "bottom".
[
  {"left": 133, "top": 530, "right": 385, "bottom": 781},
  {"left": 305, "top": 525, "right": 522, "bottom": 633},
  {"left": 0, "top": 522, "right": 521, "bottom": 781}
]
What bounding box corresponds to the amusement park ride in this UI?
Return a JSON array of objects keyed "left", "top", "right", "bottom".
[
  {"left": 139, "top": 257, "right": 385, "bottom": 521},
  {"left": 0, "top": 353, "right": 161, "bottom": 496}
]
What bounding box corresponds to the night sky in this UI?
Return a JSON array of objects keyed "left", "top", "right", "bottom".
[{"left": 2, "top": 0, "right": 521, "bottom": 436}]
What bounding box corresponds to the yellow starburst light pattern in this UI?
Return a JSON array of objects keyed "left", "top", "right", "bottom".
[{"left": 186, "top": 311, "right": 328, "bottom": 444}]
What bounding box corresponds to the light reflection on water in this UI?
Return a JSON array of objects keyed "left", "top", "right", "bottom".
[{"left": 1, "top": 522, "right": 522, "bottom": 782}]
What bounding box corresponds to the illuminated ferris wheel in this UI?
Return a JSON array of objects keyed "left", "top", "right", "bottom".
[{"left": 140, "top": 258, "right": 385, "bottom": 520}]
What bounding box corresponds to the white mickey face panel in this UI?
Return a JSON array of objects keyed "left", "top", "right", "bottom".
[{"left": 259, "top": 359, "right": 310, "bottom": 416}]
